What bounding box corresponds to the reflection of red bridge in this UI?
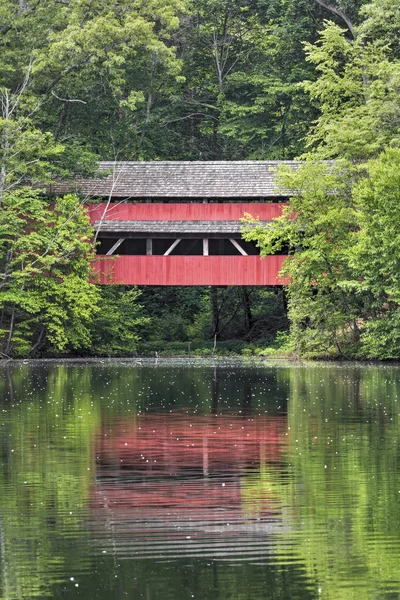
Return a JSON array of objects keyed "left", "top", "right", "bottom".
[
  {"left": 53, "top": 161, "right": 296, "bottom": 285},
  {"left": 92, "top": 414, "right": 288, "bottom": 560},
  {"left": 94, "top": 414, "right": 286, "bottom": 514},
  {"left": 97, "top": 413, "right": 287, "bottom": 478}
]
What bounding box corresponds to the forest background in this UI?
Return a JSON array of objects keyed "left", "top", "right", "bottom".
[{"left": 1, "top": 0, "right": 400, "bottom": 359}]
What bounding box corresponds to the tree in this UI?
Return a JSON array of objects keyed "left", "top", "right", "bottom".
[
  {"left": 119, "top": 0, "right": 328, "bottom": 160},
  {"left": 242, "top": 2, "right": 400, "bottom": 358},
  {"left": 0, "top": 0, "right": 188, "bottom": 355},
  {"left": 242, "top": 160, "right": 360, "bottom": 357},
  {"left": 88, "top": 286, "right": 149, "bottom": 356},
  {"left": 0, "top": 191, "right": 99, "bottom": 356},
  {"left": 359, "top": 0, "right": 400, "bottom": 57},
  {"left": 302, "top": 21, "right": 400, "bottom": 159},
  {"left": 348, "top": 149, "right": 400, "bottom": 358}
]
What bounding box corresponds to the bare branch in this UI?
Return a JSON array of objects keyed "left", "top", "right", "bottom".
[
  {"left": 51, "top": 91, "right": 87, "bottom": 104},
  {"left": 93, "top": 160, "right": 125, "bottom": 244},
  {"left": 163, "top": 112, "right": 219, "bottom": 125},
  {"left": 9, "top": 58, "right": 34, "bottom": 116}
]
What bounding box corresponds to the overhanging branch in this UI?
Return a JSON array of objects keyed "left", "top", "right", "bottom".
[{"left": 314, "top": 0, "right": 355, "bottom": 38}]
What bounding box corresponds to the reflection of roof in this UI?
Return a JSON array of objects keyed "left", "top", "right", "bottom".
[
  {"left": 91, "top": 481, "right": 288, "bottom": 561},
  {"left": 50, "top": 161, "right": 299, "bottom": 198}
]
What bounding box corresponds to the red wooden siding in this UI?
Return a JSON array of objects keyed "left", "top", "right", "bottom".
[
  {"left": 88, "top": 202, "right": 286, "bottom": 223},
  {"left": 93, "top": 255, "right": 287, "bottom": 286}
]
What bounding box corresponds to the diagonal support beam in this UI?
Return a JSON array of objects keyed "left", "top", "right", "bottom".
[
  {"left": 106, "top": 238, "right": 125, "bottom": 255},
  {"left": 164, "top": 238, "right": 182, "bottom": 256},
  {"left": 229, "top": 238, "right": 248, "bottom": 256}
]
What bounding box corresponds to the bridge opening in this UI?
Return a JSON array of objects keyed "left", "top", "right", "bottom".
[{"left": 96, "top": 237, "right": 261, "bottom": 256}]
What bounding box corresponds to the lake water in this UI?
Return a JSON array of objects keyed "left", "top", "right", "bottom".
[{"left": 0, "top": 358, "right": 400, "bottom": 599}]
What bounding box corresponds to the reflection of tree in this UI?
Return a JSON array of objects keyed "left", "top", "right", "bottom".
[
  {"left": 0, "top": 361, "right": 350, "bottom": 600},
  {"left": 0, "top": 365, "right": 100, "bottom": 599},
  {"left": 267, "top": 366, "right": 400, "bottom": 599},
  {"left": 211, "top": 365, "right": 219, "bottom": 414},
  {"left": 242, "top": 379, "right": 252, "bottom": 415},
  {"left": 0, "top": 511, "right": 10, "bottom": 600}
]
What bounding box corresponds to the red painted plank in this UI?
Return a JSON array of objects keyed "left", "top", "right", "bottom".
[
  {"left": 88, "top": 203, "right": 286, "bottom": 223},
  {"left": 93, "top": 255, "right": 287, "bottom": 286}
]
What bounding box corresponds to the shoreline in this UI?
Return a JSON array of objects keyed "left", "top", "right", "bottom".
[{"left": 1, "top": 355, "right": 399, "bottom": 366}]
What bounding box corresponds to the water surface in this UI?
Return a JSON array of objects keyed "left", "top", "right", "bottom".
[{"left": 0, "top": 359, "right": 400, "bottom": 599}]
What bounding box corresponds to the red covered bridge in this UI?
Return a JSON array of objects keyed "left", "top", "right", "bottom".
[{"left": 52, "top": 161, "right": 298, "bottom": 286}]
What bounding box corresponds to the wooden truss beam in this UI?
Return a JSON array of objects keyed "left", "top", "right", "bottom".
[
  {"left": 164, "top": 238, "right": 182, "bottom": 255},
  {"left": 229, "top": 238, "right": 248, "bottom": 256},
  {"left": 106, "top": 238, "right": 125, "bottom": 255}
]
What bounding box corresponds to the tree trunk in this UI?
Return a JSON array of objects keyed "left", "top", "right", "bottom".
[
  {"left": 211, "top": 366, "right": 219, "bottom": 414},
  {"left": 241, "top": 286, "right": 252, "bottom": 334},
  {"left": 5, "top": 306, "right": 15, "bottom": 355},
  {"left": 29, "top": 325, "right": 46, "bottom": 356},
  {"left": 281, "top": 288, "right": 289, "bottom": 317},
  {"left": 210, "top": 287, "right": 219, "bottom": 338}
]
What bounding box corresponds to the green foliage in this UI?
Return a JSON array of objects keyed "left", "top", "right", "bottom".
[
  {"left": 156, "top": 0, "right": 321, "bottom": 160},
  {"left": 139, "top": 286, "right": 287, "bottom": 347},
  {"left": 253, "top": 330, "right": 294, "bottom": 357},
  {"left": 0, "top": 190, "right": 100, "bottom": 355},
  {"left": 359, "top": 0, "right": 400, "bottom": 56},
  {"left": 2, "top": 0, "right": 400, "bottom": 358},
  {"left": 242, "top": 2, "right": 400, "bottom": 360},
  {"left": 0, "top": 0, "right": 188, "bottom": 160},
  {"left": 0, "top": 0, "right": 184, "bottom": 356},
  {"left": 137, "top": 337, "right": 270, "bottom": 356},
  {"left": 88, "top": 286, "right": 149, "bottom": 356},
  {"left": 243, "top": 160, "right": 360, "bottom": 357},
  {"left": 303, "top": 21, "right": 400, "bottom": 159},
  {"left": 244, "top": 149, "right": 400, "bottom": 359},
  {"left": 348, "top": 149, "right": 400, "bottom": 358}
]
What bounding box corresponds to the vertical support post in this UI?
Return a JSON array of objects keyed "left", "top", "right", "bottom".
[
  {"left": 203, "top": 238, "right": 209, "bottom": 256},
  {"left": 146, "top": 239, "right": 153, "bottom": 255}
]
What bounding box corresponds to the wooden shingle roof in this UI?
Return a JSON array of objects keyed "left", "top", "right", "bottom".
[
  {"left": 94, "top": 219, "right": 269, "bottom": 237},
  {"left": 50, "top": 161, "right": 300, "bottom": 198}
]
